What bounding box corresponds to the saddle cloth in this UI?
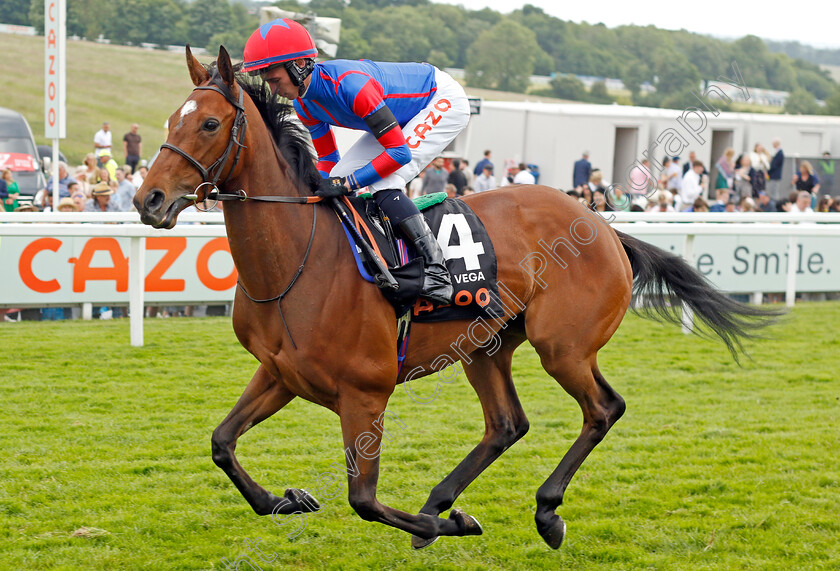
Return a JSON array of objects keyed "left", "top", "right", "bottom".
[{"left": 336, "top": 192, "right": 503, "bottom": 323}]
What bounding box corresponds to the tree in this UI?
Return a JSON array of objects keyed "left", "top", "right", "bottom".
[
  {"left": 588, "top": 81, "right": 612, "bottom": 104},
  {"left": 784, "top": 87, "right": 819, "bottom": 115},
  {"left": 185, "top": 0, "right": 231, "bottom": 49},
  {"left": 823, "top": 88, "right": 840, "bottom": 116},
  {"left": 466, "top": 19, "right": 541, "bottom": 93},
  {"left": 208, "top": 3, "right": 257, "bottom": 57},
  {"left": 620, "top": 60, "right": 649, "bottom": 102},
  {"left": 550, "top": 75, "right": 587, "bottom": 101},
  {"left": 1, "top": 0, "right": 30, "bottom": 25}
]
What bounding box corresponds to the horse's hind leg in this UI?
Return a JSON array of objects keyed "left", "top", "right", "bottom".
[
  {"left": 211, "top": 364, "right": 318, "bottom": 516},
  {"left": 412, "top": 339, "right": 530, "bottom": 548},
  {"left": 533, "top": 358, "right": 625, "bottom": 549}
]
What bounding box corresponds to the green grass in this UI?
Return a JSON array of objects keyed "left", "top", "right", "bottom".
[
  {"left": 1, "top": 303, "right": 839, "bottom": 570},
  {"left": 0, "top": 33, "right": 213, "bottom": 166}
]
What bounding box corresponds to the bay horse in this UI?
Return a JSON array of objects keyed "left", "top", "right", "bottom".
[{"left": 135, "top": 47, "right": 775, "bottom": 549}]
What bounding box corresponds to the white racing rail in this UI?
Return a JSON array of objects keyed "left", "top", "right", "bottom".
[{"left": 2, "top": 211, "right": 840, "bottom": 346}]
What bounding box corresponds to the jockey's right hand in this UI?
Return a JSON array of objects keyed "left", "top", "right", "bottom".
[{"left": 315, "top": 176, "right": 351, "bottom": 199}]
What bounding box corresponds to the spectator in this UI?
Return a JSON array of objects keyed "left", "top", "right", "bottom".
[
  {"left": 407, "top": 171, "right": 424, "bottom": 199},
  {"left": 749, "top": 143, "right": 770, "bottom": 185},
  {"left": 84, "top": 182, "right": 120, "bottom": 212},
  {"left": 461, "top": 159, "right": 474, "bottom": 188},
  {"left": 71, "top": 189, "right": 87, "bottom": 212},
  {"left": 666, "top": 155, "right": 682, "bottom": 193},
  {"left": 93, "top": 121, "right": 113, "bottom": 162},
  {"left": 114, "top": 167, "right": 137, "bottom": 211},
  {"left": 658, "top": 157, "right": 672, "bottom": 189},
  {"left": 629, "top": 158, "right": 655, "bottom": 199},
  {"left": 679, "top": 160, "right": 706, "bottom": 211},
  {"left": 572, "top": 151, "right": 591, "bottom": 188},
  {"left": 819, "top": 151, "right": 835, "bottom": 192},
  {"left": 133, "top": 162, "right": 148, "bottom": 189},
  {"left": 739, "top": 196, "right": 757, "bottom": 212},
  {"left": 709, "top": 187, "right": 730, "bottom": 212},
  {"left": 757, "top": 191, "right": 777, "bottom": 213},
  {"left": 767, "top": 138, "right": 784, "bottom": 195},
  {"left": 45, "top": 161, "right": 73, "bottom": 198},
  {"left": 420, "top": 157, "right": 448, "bottom": 195},
  {"left": 82, "top": 153, "right": 99, "bottom": 185},
  {"left": 513, "top": 162, "right": 536, "bottom": 185},
  {"left": 123, "top": 123, "right": 142, "bottom": 173},
  {"left": 473, "top": 150, "right": 492, "bottom": 177},
  {"left": 715, "top": 148, "right": 736, "bottom": 191},
  {"left": 733, "top": 154, "right": 754, "bottom": 201},
  {"left": 444, "top": 183, "right": 457, "bottom": 199},
  {"left": 73, "top": 165, "right": 91, "bottom": 197},
  {"left": 98, "top": 150, "right": 118, "bottom": 182},
  {"left": 682, "top": 151, "right": 698, "bottom": 176},
  {"left": 793, "top": 160, "right": 820, "bottom": 195},
  {"left": 786, "top": 190, "right": 813, "bottom": 213},
  {"left": 474, "top": 164, "right": 497, "bottom": 193},
  {"left": 57, "top": 197, "right": 76, "bottom": 212},
  {"left": 588, "top": 170, "right": 605, "bottom": 194},
  {"left": 591, "top": 188, "right": 611, "bottom": 213},
  {"left": 647, "top": 189, "right": 675, "bottom": 213},
  {"left": 1, "top": 169, "right": 20, "bottom": 212},
  {"left": 692, "top": 198, "right": 710, "bottom": 212},
  {"left": 817, "top": 195, "right": 831, "bottom": 212},
  {"left": 447, "top": 158, "right": 467, "bottom": 196}
]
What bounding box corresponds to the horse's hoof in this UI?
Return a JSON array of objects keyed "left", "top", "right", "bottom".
[
  {"left": 449, "top": 508, "right": 483, "bottom": 536},
  {"left": 411, "top": 534, "right": 440, "bottom": 549},
  {"left": 284, "top": 488, "right": 321, "bottom": 513},
  {"left": 536, "top": 513, "right": 566, "bottom": 549}
]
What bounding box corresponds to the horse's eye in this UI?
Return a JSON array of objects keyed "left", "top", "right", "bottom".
[{"left": 203, "top": 119, "right": 220, "bottom": 132}]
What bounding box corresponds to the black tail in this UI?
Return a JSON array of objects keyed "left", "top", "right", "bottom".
[{"left": 616, "top": 230, "right": 783, "bottom": 359}]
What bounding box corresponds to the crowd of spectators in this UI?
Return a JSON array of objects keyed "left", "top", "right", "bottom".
[
  {"left": 0, "top": 122, "right": 149, "bottom": 214},
  {"left": 561, "top": 140, "right": 840, "bottom": 215}
]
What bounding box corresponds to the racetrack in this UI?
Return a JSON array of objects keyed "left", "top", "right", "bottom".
[{"left": 1, "top": 303, "right": 838, "bottom": 569}]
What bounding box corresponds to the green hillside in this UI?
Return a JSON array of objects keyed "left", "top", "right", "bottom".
[{"left": 0, "top": 34, "right": 212, "bottom": 166}]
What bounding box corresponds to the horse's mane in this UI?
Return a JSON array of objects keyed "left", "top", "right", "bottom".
[{"left": 205, "top": 64, "right": 322, "bottom": 194}]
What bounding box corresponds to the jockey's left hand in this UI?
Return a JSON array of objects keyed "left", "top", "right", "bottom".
[{"left": 315, "top": 176, "right": 351, "bottom": 199}]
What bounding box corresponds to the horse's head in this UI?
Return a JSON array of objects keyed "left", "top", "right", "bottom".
[{"left": 135, "top": 46, "right": 245, "bottom": 228}]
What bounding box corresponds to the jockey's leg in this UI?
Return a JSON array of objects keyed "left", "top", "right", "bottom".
[{"left": 372, "top": 188, "right": 453, "bottom": 305}]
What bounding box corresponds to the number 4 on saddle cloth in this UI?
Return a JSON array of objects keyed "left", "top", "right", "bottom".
[{"left": 333, "top": 192, "right": 504, "bottom": 324}]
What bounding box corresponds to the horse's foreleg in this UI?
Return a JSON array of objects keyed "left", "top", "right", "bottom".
[
  {"left": 211, "top": 365, "right": 318, "bottom": 516},
  {"left": 412, "top": 346, "right": 529, "bottom": 549},
  {"left": 534, "top": 360, "right": 625, "bottom": 549},
  {"left": 338, "top": 389, "right": 483, "bottom": 541}
]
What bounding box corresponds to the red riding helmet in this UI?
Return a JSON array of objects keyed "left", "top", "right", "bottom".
[{"left": 242, "top": 18, "right": 318, "bottom": 73}]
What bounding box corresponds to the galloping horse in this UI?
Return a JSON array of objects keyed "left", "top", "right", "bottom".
[{"left": 135, "top": 47, "right": 774, "bottom": 549}]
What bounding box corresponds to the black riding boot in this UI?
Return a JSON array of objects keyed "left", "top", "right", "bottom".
[{"left": 398, "top": 214, "right": 453, "bottom": 305}]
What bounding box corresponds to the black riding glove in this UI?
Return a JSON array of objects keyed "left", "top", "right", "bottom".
[{"left": 315, "top": 176, "right": 351, "bottom": 199}]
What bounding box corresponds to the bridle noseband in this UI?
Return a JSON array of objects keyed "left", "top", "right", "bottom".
[{"left": 159, "top": 83, "right": 248, "bottom": 199}]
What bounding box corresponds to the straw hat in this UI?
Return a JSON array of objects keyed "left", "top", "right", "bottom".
[
  {"left": 91, "top": 182, "right": 114, "bottom": 196},
  {"left": 14, "top": 204, "right": 40, "bottom": 212},
  {"left": 57, "top": 197, "right": 76, "bottom": 211}
]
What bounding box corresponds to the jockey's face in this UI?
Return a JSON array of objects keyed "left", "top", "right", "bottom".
[{"left": 262, "top": 62, "right": 304, "bottom": 100}]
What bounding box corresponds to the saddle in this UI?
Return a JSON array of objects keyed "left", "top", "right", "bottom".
[{"left": 331, "top": 193, "right": 503, "bottom": 324}]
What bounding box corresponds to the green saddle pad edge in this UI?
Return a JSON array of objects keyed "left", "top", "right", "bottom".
[{"left": 356, "top": 191, "right": 447, "bottom": 211}]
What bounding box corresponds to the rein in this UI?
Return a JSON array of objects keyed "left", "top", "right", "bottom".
[{"left": 161, "top": 78, "right": 323, "bottom": 348}]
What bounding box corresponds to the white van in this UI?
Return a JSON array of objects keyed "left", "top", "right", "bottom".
[{"left": 0, "top": 107, "right": 46, "bottom": 200}]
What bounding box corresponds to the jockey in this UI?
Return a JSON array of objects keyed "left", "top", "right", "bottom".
[{"left": 243, "top": 18, "right": 471, "bottom": 305}]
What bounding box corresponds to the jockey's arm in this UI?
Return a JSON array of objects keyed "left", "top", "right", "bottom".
[
  {"left": 342, "top": 77, "right": 412, "bottom": 190},
  {"left": 299, "top": 117, "right": 341, "bottom": 179}
]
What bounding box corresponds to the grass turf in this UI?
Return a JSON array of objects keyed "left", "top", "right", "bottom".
[{"left": 0, "top": 303, "right": 838, "bottom": 569}]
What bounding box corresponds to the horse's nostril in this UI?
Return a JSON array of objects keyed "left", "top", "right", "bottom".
[{"left": 145, "top": 189, "right": 166, "bottom": 213}]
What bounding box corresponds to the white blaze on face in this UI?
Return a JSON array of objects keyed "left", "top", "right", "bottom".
[{"left": 179, "top": 100, "right": 198, "bottom": 120}]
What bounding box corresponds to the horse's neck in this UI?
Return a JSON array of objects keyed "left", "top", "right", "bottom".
[{"left": 222, "top": 141, "right": 319, "bottom": 299}]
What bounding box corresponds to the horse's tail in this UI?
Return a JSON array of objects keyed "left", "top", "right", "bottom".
[{"left": 615, "top": 230, "right": 783, "bottom": 359}]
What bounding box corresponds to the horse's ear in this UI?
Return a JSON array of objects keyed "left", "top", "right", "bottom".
[
  {"left": 217, "top": 46, "right": 236, "bottom": 88},
  {"left": 186, "top": 45, "right": 210, "bottom": 86}
]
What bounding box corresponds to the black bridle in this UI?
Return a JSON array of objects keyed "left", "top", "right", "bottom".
[{"left": 160, "top": 84, "right": 248, "bottom": 195}]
